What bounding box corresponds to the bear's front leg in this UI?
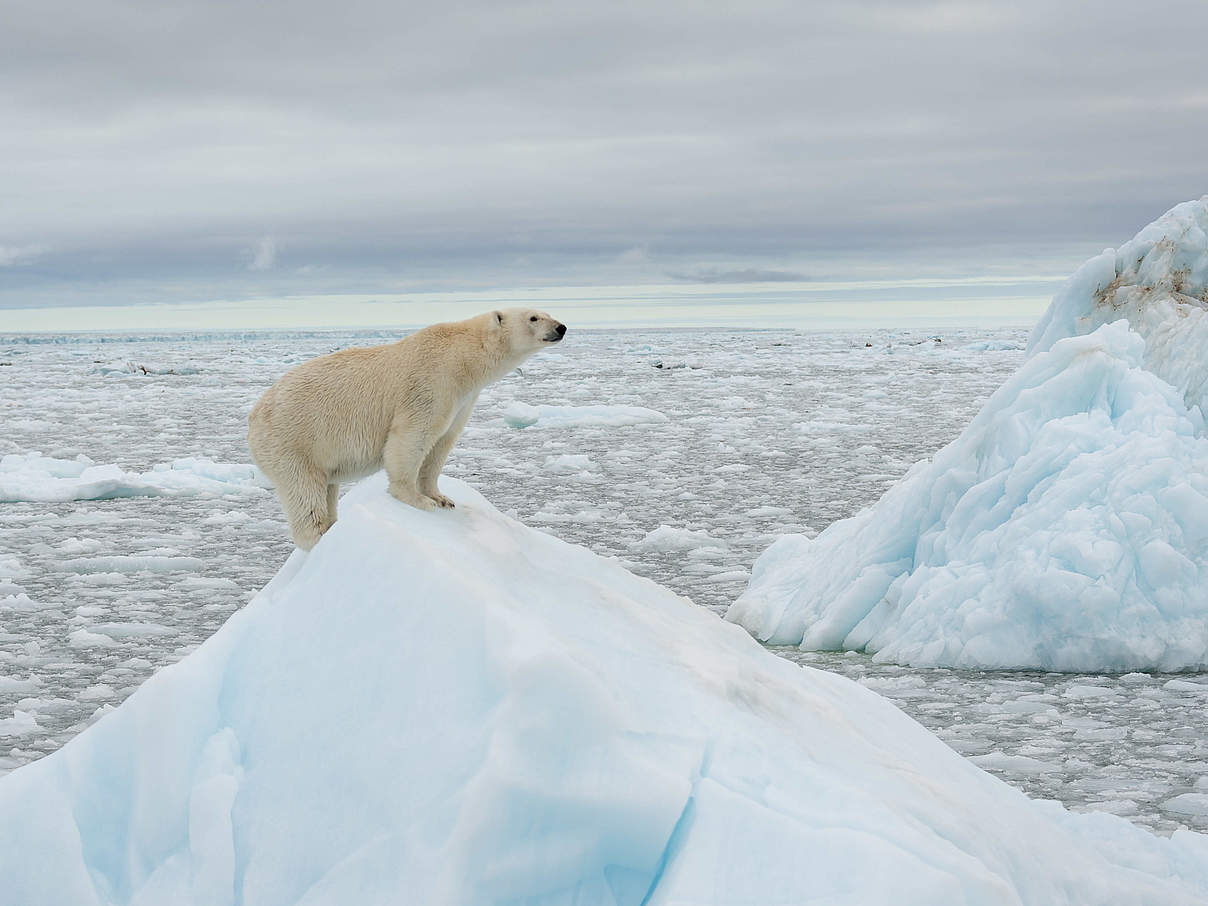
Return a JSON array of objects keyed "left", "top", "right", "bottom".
[
  {"left": 383, "top": 418, "right": 437, "bottom": 512},
  {"left": 417, "top": 398, "right": 477, "bottom": 509}
]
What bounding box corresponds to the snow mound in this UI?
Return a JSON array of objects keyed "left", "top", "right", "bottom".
[
  {"left": 0, "top": 453, "right": 270, "bottom": 502},
  {"left": 501, "top": 401, "right": 668, "bottom": 428},
  {"left": 1, "top": 475, "right": 1206, "bottom": 905},
  {"left": 728, "top": 201, "right": 1208, "bottom": 671}
]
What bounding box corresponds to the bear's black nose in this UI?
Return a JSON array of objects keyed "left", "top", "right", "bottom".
[{"left": 556, "top": 323, "right": 567, "bottom": 337}]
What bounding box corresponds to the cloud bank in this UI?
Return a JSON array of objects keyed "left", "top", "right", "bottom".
[{"left": 2, "top": 0, "right": 1205, "bottom": 309}]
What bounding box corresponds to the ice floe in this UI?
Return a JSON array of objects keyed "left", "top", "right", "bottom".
[
  {"left": 0, "top": 710, "right": 41, "bottom": 739},
  {"left": 501, "top": 401, "right": 668, "bottom": 428},
  {"left": 541, "top": 453, "right": 600, "bottom": 474},
  {"left": 0, "top": 475, "right": 1206, "bottom": 905},
  {"left": 631, "top": 524, "right": 726, "bottom": 553},
  {"left": 92, "top": 359, "right": 201, "bottom": 376},
  {"left": 0, "top": 453, "right": 270, "bottom": 502},
  {"left": 61, "top": 555, "right": 205, "bottom": 574}
]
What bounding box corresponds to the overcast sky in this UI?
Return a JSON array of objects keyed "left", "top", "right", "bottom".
[{"left": 2, "top": 0, "right": 1206, "bottom": 317}]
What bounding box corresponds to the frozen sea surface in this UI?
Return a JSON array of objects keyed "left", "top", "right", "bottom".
[{"left": 0, "top": 327, "right": 1205, "bottom": 835}]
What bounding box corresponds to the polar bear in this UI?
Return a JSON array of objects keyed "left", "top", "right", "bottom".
[{"left": 247, "top": 309, "right": 567, "bottom": 549}]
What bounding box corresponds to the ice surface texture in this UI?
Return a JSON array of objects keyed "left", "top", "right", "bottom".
[
  {"left": 1, "top": 475, "right": 1206, "bottom": 906},
  {"left": 1030, "top": 195, "right": 1208, "bottom": 413},
  {"left": 729, "top": 198, "right": 1208, "bottom": 671}
]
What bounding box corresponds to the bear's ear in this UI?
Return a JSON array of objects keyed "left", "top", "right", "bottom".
[{"left": 494, "top": 311, "right": 503, "bottom": 326}]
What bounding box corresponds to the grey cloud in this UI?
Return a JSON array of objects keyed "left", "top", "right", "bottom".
[
  {"left": 248, "top": 237, "right": 277, "bottom": 272},
  {"left": 0, "top": 246, "right": 49, "bottom": 268},
  {"left": 2, "top": 0, "right": 1206, "bottom": 307}
]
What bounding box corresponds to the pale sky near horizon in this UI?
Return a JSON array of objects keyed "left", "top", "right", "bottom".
[{"left": 2, "top": 0, "right": 1206, "bottom": 328}]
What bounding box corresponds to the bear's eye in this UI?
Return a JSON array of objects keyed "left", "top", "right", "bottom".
[{"left": 529, "top": 316, "right": 537, "bottom": 322}]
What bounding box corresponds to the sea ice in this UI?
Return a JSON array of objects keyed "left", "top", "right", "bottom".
[
  {"left": 0, "top": 554, "right": 28, "bottom": 578},
  {"left": 61, "top": 555, "right": 205, "bottom": 574},
  {"left": 631, "top": 524, "right": 725, "bottom": 553},
  {"left": 0, "top": 453, "right": 269, "bottom": 503},
  {"left": 78, "top": 684, "right": 114, "bottom": 702},
  {"left": 0, "top": 592, "right": 43, "bottom": 611},
  {"left": 1165, "top": 679, "right": 1208, "bottom": 694},
  {"left": 728, "top": 198, "right": 1208, "bottom": 671},
  {"left": 541, "top": 453, "right": 599, "bottom": 473},
  {"left": 0, "top": 476, "right": 1206, "bottom": 905},
  {"left": 0, "top": 710, "right": 40, "bottom": 738},
  {"left": 1165, "top": 794, "right": 1208, "bottom": 819},
  {"left": 969, "top": 752, "right": 1062, "bottom": 775},
  {"left": 501, "top": 401, "right": 668, "bottom": 428},
  {"left": 0, "top": 676, "right": 41, "bottom": 694},
  {"left": 92, "top": 359, "right": 201, "bottom": 376},
  {"left": 66, "top": 628, "right": 119, "bottom": 649}
]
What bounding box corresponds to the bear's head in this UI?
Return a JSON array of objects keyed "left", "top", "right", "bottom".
[{"left": 493, "top": 309, "right": 567, "bottom": 353}]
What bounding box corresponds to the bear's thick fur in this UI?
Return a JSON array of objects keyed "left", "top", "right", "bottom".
[{"left": 247, "top": 309, "right": 566, "bottom": 549}]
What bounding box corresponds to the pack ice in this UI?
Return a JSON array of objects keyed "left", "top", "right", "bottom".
[
  {"left": 728, "top": 197, "right": 1208, "bottom": 671},
  {"left": 0, "top": 453, "right": 269, "bottom": 502},
  {"left": 2, "top": 476, "right": 1207, "bottom": 905}
]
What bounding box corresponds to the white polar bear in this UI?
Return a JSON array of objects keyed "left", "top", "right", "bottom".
[{"left": 247, "top": 309, "right": 567, "bottom": 549}]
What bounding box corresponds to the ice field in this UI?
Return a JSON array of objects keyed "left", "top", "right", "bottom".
[
  {"left": 2, "top": 324, "right": 1206, "bottom": 839},
  {"left": 3, "top": 474, "right": 1206, "bottom": 905}
]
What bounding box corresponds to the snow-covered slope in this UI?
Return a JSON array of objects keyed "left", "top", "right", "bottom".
[
  {"left": 728, "top": 198, "right": 1208, "bottom": 671},
  {"left": 1, "top": 476, "right": 1207, "bottom": 905}
]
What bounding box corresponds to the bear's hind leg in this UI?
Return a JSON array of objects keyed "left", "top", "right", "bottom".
[{"left": 279, "top": 465, "right": 333, "bottom": 550}]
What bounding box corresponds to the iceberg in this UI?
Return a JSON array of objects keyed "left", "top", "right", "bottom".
[
  {"left": 727, "top": 198, "right": 1208, "bottom": 671},
  {"left": 1, "top": 475, "right": 1206, "bottom": 904}
]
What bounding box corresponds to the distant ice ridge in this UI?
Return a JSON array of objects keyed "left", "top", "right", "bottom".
[
  {"left": 1, "top": 475, "right": 1206, "bottom": 905},
  {"left": 728, "top": 197, "right": 1208, "bottom": 671},
  {"left": 0, "top": 453, "right": 270, "bottom": 502}
]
